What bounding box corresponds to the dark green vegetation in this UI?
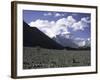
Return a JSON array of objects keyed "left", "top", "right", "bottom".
[{"left": 23, "top": 47, "right": 91, "bottom": 69}]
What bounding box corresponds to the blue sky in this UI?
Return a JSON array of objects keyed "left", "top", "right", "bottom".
[{"left": 23, "top": 10, "right": 91, "bottom": 40}]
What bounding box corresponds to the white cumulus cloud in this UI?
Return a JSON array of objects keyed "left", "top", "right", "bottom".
[
  {"left": 28, "top": 16, "right": 90, "bottom": 40},
  {"left": 28, "top": 16, "right": 76, "bottom": 38},
  {"left": 43, "top": 12, "right": 52, "bottom": 16},
  {"left": 29, "top": 19, "right": 52, "bottom": 28},
  {"left": 55, "top": 13, "right": 61, "bottom": 17},
  {"left": 52, "top": 16, "right": 76, "bottom": 37},
  {"left": 71, "top": 17, "right": 90, "bottom": 31},
  {"left": 74, "top": 37, "right": 91, "bottom": 47},
  {"left": 81, "top": 17, "right": 90, "bottom": 23},
  {"left": 54, "top": 13, "right": 65, "bottom": 17},
  {"left": 29, "top": 19, "right": 56, "bottom": 38},
  {"left": 55, "top": 16, "right": 76, "bottom": 28}
]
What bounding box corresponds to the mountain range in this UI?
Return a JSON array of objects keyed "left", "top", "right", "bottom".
[
  {"left": 23, "top": 21, "right": 64, "bottom": 49},
  {"left": 23, "top": 21, "right": 90, "bottom": 50}
]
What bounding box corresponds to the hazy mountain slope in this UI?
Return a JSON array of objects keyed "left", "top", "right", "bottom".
[{"left": 23, "top": 21, "right": 64, "bottom": 49}]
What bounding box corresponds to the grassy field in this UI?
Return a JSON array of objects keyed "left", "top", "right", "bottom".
[{"left": 23, "top": 47, "right": 91, "bottom": 69}]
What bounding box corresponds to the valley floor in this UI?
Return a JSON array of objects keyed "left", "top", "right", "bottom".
[{"left": 23, "top": 47, "right": 90, "bottom": 69}]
